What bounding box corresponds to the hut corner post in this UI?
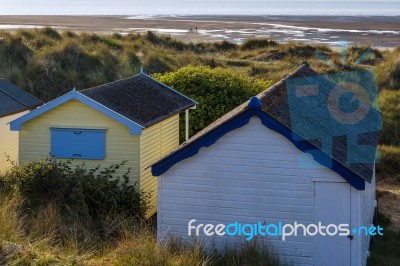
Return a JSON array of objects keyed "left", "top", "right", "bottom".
[{"left": 185, "top": 109, "right": 189, "bottom": 141}]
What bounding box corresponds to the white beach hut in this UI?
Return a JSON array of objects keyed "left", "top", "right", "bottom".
[{"left": 151, "top": 64, "right": 380, "bottom": 266}]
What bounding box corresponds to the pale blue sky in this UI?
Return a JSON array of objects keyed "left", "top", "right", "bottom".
[{"left": 0, "top": 0, "right": 398, "bottom": 16}]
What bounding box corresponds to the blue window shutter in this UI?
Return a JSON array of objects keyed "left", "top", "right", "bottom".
[{"left": 50, "top": 128, "right": 106, "bottom": 159}]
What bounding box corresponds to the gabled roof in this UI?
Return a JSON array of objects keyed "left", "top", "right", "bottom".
[
  {"left": 152, "top": 64, "right": 381, "bottom": 190},
  {"left": 0, "top": 79, "right": 42, "bottom": 118},
  {"left": 10, "top": 72, "right": 197, "bottom": 134},
  {"left": 10, "top": 89, "right": 144, "bottom": 135},
  {"left": 80, "top": 72, "right": 197, "bottom": 127}
]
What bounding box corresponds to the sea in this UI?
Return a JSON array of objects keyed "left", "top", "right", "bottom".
[{"left": 0, "top": 0, "right": 399, "bottom": 16}]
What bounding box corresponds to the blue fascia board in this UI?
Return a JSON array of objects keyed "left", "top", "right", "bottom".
[
  {"left": 152, "top": 101, "right": 366, "bottom": 190},
  {"left": 10, "top": 90, "right": 143, "bottom": 135},
  {"left": 10, "top": 91, "right": 75, "bottom": 131}
]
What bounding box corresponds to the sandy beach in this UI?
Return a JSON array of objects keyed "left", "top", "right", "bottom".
[{"left": 0, "top": 15, "right": 398, "bottom": 48}]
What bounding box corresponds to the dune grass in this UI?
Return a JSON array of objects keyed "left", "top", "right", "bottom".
[
  {"left": 367, "top": 211, "right": 400, "bottom": 266},
  {"left": 0, "top": 27, "right": 397, "bottom": 102},
  {"left": 0, "top": 192, "right": 281, "bottom": 266},
  {"left": 0, "top": 28, "right": 399, "bottom": 264},
  {"left": 379, "top": 90, "right": 400, "bottom": 147}
]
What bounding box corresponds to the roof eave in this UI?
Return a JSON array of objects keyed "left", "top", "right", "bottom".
[
  {"left": 152, "top": 97, "right": 367, "bottom": 190},
  {"left": 142, "top": 102, "right": 197, "bottom": 128},
  {"left": 0, "top": 102, "right": 42, "bottom": 119},
  {"left": 140, "top": 71, "right": 198, "bottom": 106},
  {"left": 10, "top": 89, "right": 144, "bottom": 135}
]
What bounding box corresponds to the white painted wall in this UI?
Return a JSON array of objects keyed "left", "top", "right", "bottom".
[
  {"left": 314, "top": 181, "right": 351, "bottom": 266},
  {"left": 360, "top": 167, "right": 376, "bottom": 266},
  {"left": 158, "top": 117, "right": 374, "bottom": 266}
]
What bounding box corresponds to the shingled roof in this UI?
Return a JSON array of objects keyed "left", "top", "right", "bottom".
[
  {"left": 0, "top": 79, "right": 42, "bottom": 118},
  {"left": 152, "top": 63, "right": 381, "bottom": 189},
  {"left": 80, "top": 72, "right": 197, "bottom": 127}
]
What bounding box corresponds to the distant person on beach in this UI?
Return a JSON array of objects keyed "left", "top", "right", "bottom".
[
  {"left": 196, "top": 27, "right": 198, "bottom": 32},
  {"left": 190, "top": 27, "right": 192, "bottom": 32}
]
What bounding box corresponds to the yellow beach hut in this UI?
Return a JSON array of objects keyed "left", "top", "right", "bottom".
[
  {"left": 0, "top": 79, "right": 42, "bottom": 173},
  {"left": 10, "top": 71, "right": 197, "bottom": 216}
]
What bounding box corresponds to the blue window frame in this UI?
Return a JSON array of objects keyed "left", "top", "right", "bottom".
[{"left": 50, "top": 128, "right": 106, "bottom": 160}]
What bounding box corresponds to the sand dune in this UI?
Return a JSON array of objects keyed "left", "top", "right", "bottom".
[{"left": 0, "top": 15, "right": 398, "bottom": 48}]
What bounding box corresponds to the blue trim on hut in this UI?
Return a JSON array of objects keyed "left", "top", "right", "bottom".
[{"left": 152, "top": 96, "right": 366, "bottom": 190}]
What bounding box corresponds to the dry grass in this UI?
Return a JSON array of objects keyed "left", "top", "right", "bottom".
[
  {"left": 379, "top": 90, "right": 400, "bottom": 147},
  {"left": 1, "top": 27, "right": 396, "bottom": 102},
  {"left": 0, "top": 193, "right": 281, "bottom": 266}
]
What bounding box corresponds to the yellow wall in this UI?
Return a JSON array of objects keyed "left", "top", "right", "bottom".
[
  {"left": 0, "top": 111, "right": 28, "bottom": 174},
  {"left": 19, "top": 99, "right": 181, "bottom": 218},
  {"left": 19, "top": 100, "right": 140, "bottom": 184},
  {"left": 140, "top": 114, "right": 179, "bottom": 217}
]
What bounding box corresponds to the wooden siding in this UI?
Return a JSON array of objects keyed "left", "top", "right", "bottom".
[
  {"left": 19, "top": 100, "right": 140, "bottom": 184},
  {"left": 360, "top": 169, "right": 376, "bottom": 266},
  {"left": 140, "top": 114, "right": 179, "bottom": 217},
  {"left": 158, "top": 117, "right": 357, "bottom": 266},
  {"left": 0, "top": 111, "right": 28, "bottom": 173}
]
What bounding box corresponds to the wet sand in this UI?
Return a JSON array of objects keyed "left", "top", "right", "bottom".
[{"left": 0, "top": 15, "right": 398, "bottom": 48}]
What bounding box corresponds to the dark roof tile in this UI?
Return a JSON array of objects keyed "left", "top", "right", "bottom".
[
  {"left": 80, "top": 73, "right": 196, "bottom": 127},
  {"left": 154, "top": 64, "right": 379, "bottom": 183},
  {"left": 0, "top": 79, "right": 43, "bottom": 118}
]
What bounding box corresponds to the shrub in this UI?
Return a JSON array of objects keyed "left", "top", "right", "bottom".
[
  {"left": 154, "top": 65, "right": 271, "bottom": 141},
  {"left": 1, "top": 159, "right": 148, "bottom": 225}
]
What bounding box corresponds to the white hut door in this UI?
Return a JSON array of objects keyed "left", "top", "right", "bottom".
[{"left": 315, "top": 182, "right": 351, "bottom": 266}]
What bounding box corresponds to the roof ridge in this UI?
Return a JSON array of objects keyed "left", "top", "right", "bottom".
[
  {"left": 80, "top": 73, "right": 142, "bottom": 92},
  {"left": 256, "top": 63, "right": 315, "bottom": 113},
  {"left": 80, "top": 72, "right": 198, "bottom": 106}
]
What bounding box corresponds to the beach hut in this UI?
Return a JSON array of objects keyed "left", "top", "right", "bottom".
[
  {"left": 152, "top": 64, "right": 380, "bottom": 266},
  {"left": 10, "top": 72, "right": 197, "bottom": 216},
  {"left": 0, "top": 79, "right": 42, "bottom": 173}
]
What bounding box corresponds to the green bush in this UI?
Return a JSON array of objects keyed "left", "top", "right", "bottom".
[
  {"left": 1, "top": 159, "right": 148, "bottom": 224},
  {"left": 154, "top": 65, "right": 271, "bottom": 141}
]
